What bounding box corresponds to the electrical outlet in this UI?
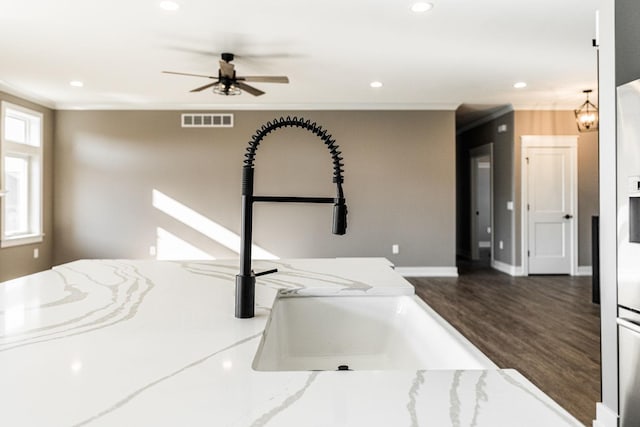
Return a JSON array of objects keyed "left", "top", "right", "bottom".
[
  {"left": 392, "top": 244, "right": 399, "bottom": 255},
  {"left": 149, "top": 246, "right": 157, "bottom": 257},
  {"left": 33, "top": 248, "right": 39, "bottom": 259},
  {"left": 499, "top": 241, "right": 504, "bottom": 250}
]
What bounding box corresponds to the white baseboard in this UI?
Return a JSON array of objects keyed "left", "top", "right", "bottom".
[
  {"left": 490, "top": 261, "right": 591, "bottom": 277},
  {"left": 577, "top": 266, "right": 593, "bottom": 276},
  {"left": 593, "top": 402, "right": 618, "bottom": 427},
  {"left": 398, "top": 263, "right": 591, "bottom": 278},
  {"left": 395, "top": 266, "right": 459, "bottom": 277},
  {"left": 491, "top": 259, "right": 524, "bottom": 276}
]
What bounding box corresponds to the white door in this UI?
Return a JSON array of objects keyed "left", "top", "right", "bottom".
[{"left": 524, "top": 140, "right": 577, "bottom": 275}]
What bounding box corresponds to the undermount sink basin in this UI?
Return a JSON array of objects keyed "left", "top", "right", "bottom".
[{"left": 252, "top": 294, "right": 497, "bottom": 371}]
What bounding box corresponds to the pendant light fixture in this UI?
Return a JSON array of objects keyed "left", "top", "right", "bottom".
[{"left": 574, "top": 89, "right": 599, "bottom": 132}]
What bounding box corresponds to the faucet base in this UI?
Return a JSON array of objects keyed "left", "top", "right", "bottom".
[{"left": 235, "top": 274, "right": 256, "bottom": 318}]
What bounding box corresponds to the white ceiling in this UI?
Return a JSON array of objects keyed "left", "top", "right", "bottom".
[{"left": 0, "top": 0, "right": 599, "bottom": 112}]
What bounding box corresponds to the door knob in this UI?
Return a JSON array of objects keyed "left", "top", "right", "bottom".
[{"left": 564, "top": 214, "right": 573, "bottom": 219}]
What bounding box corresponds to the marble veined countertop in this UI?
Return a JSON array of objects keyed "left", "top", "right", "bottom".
[{"left": 0, "top": 258, "right": 582, "bottom": 426}]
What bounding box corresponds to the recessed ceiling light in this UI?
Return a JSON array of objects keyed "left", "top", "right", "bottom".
[
  {"left": 159, "top": 1, "right": 180, "bottom": 11},
  {"left": 513, "top": 82, "right": 527, "bottom": 89},
  {"left": 370, "top": 81, "right": 383, "bottom": 88},
  {"left": 69, "top": 81, "right": 84, "bottom": 88},
  {"left": 411, "top": 2, "right": 434, "bottom": 13}
]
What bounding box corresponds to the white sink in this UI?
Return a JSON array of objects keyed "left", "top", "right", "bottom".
[{"left": 252, "top": 294, "right": 497, "bottom": 371}]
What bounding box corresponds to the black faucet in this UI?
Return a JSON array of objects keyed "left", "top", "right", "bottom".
[{"left": 235, "top": 117, "right": 347, "bottom": 318}]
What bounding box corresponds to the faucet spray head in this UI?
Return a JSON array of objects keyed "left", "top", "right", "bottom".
[{"left": 332, "top": 201, "right": 348, "bottom": 235}]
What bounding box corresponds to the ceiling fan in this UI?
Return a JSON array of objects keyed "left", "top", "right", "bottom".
[{"left": 163, "top": 52, "right": 289, "bottom": 97}]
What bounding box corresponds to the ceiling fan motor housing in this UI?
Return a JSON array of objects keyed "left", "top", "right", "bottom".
[{"left": 163, "top": 52, "right": 288, "bottom": 96}]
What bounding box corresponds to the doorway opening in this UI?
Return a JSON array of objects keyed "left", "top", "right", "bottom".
[{"left": 470, "top": 144, "right": 493, "bottom": 265}]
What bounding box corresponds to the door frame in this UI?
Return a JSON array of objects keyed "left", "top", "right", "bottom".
[
  {"left": 470, "top": 143, "right": 494, "bottom": 263},
  {"left": 520, "top": 135, "right": 578, "bottom": 276}
]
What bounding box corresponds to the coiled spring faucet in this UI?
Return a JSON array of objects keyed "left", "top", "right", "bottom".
[{"left": 235, "top": 117, "right": 348, "bottom": 318}]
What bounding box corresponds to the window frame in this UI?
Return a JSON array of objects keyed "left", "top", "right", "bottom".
[{"left": 0, "top": 101, "right": 44, "bottom": 248}]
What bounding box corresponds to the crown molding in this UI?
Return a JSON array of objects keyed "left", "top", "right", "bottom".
[
  {"left": 55, "top": 102, "right": 460, "bottom": 111},
  {"left": 456, "top": 105, "right": 514, "bottom": 134},
  {"left": 0, "top": 82, "right": 55, "bottom": 109}
]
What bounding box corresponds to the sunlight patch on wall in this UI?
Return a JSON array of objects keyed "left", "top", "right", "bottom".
[
  {"left": 156, "top": 227, "right": 214, "bottom": 261},
  {"left": 152, "top": 189, "right": 278, "bottom": 260}
]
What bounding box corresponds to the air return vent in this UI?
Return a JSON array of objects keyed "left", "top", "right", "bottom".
[{"left": 181, "top": 113, "right": 234, "bottom": 128}]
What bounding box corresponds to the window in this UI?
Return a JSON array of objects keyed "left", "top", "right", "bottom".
[{"left": 1, "top": 102, "right": 43, "bottom": 247}]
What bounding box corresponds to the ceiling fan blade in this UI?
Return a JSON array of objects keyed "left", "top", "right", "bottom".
[
  {"left": 236, "top": 82, "right": 265, "bottom": 97},
  {"left": 163, "top": 71, "right": 217, "bottom": 79},
  {"left": 190, "top": 81, "right": 219, "bottom": 92},
  {"left": 238, "top": 76, "right": 289, "bottom": 84},
  {"left": 219, "top": 60, "right": 235, "bottom": 78}
]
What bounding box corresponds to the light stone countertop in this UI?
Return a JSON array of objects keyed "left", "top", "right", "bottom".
[{"left": 0, "top": 258, "right": 583, "bottom": 426}]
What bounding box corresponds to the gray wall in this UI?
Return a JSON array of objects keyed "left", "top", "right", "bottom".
[
  {"left": 457, "top": 111, "right": 515, "bottom": 265},
  {"left": 458, "top": 110, "right": 599, "bottom": 268},
  {"left": 0, "top": 91, "right": 55, "bottom": 282},
  {"left": 54, "top": 110, "right": 456, "bottom": 268},
  {"left": 616, "top": 0, "right": 640, "bottom": 86}
]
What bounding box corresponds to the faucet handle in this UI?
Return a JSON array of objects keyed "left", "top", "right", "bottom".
[
  {"left": 332, "top": 202, "right": 348, "bottom": 235},
  {"left": 254, "top": 268, "right": 278, "bottom": 277}
]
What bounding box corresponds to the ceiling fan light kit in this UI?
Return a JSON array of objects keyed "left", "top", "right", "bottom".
[
  {"left": 213, "top": 83, "right": 241, "bottom": 96},
  {"left": 163, "top": 52, "right": 289, "bottom": 97}
]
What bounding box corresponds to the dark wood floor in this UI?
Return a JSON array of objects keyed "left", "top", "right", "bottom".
[{"left": 408, "top": 260, "right": 600, "bottom": 426}]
